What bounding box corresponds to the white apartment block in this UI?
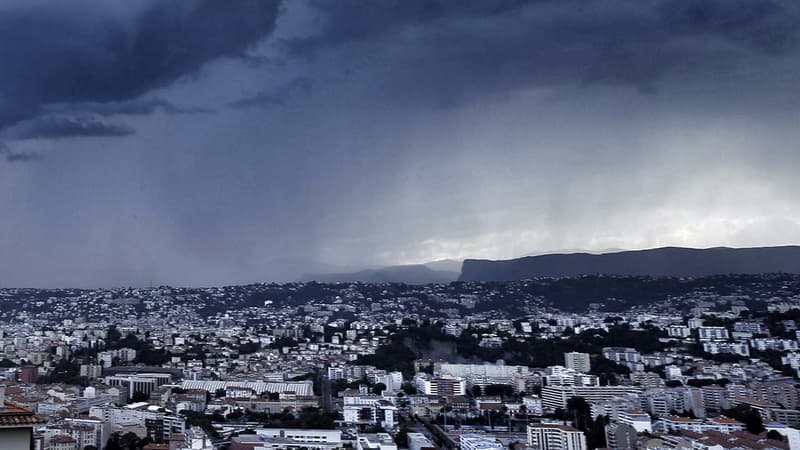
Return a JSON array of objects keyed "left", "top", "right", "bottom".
[
  {"left": 654, "top": 416, "right": 745, "bottom": 434},
  {"left": 667, "top": 326, "right": 691, "bottom": 338},
  {"left": 702, "top": 342, "right": 749, "bottom": 357},
  {"left": 528, "top": 424, "right": 587, "bottom": 450},
  {"left": 618, "top": 409, "right": 652, "bottom": 433},
  {"left": 415, "top": 374, "right": 467, "bottom": 397},
  {"left": 697, "top": 326, "right": 730, "bottom": 341},
  {"left": 542, "top": 385, "right": 642, "bottom": 410}
]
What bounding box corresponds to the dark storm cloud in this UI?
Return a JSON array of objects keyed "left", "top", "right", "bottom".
[
  {"left": 43, "top": 98, "right": 210, "bottom": 117},
  {"left": 3, "top": 0, "right": 800, "bottom": 287},
  {"left": 1, "top": 117, "right": 134, "bottom": 141},
  {"left": 230, "top": 77, "right": 313, "bottom": 109},
  {"left": 0, "top": 0, "right": 282, "bottom": 138},
  {"left": 659, "top": 0, "right": 796, "bottom": 52},
  {"left": 287, "top": 0, "right": 800, "bottom": 97},
  {"left": 285, "top": 0, "right": 550, "bottom": 54}
]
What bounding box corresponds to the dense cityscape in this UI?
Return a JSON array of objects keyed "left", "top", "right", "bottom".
[{"left": 2, "top": 274, "right": 800, "bottom": 450}]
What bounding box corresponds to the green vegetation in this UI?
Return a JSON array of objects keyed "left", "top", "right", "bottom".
[
  {"left": 351, "top": 322, "right": 670, "bottom": 379},
  {"left": 723, "top": 404, "right": 765, "bottom": 434},
  {"left": 36, "top": 359, "right": 86, "bottom": 386},
  {"left": 0, "top": 358, "right": 17, "bottom": 367},
  {"left": 182, "top": 410, "right": 221, "bottom": 438},
  {"left": 243, "top": 407, "right": 338, "bottom": 429}
]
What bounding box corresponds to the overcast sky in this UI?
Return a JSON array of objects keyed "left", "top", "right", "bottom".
[{"left": 2, "top": 0, "right": 800, "bottom": 287}]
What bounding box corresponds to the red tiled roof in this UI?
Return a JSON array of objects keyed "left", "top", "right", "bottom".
[
  {"left": 0, "top": 401, "right": 48, "bottom": 426},
  {"left": 142, "top": 444, "right": 169, "bottom": 450}
]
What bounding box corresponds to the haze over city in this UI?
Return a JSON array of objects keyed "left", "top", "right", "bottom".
[{"left": 2, "top": 0, "right": 800, "bottom": 287}]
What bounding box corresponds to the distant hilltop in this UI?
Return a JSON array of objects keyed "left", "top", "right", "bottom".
[
  {"left": 301, "top": 259, "right": 461, "bottom": 284},
  {"left": 459, "top": 245, "right": 800, "bottom": 282}
]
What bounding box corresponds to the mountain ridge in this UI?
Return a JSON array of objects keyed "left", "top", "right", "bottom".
[{"left": 459, "top": 245, "right": 800, "bottom": 281}]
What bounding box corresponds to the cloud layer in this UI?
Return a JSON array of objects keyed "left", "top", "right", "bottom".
[
  {"left": 1, "top": 0, "right": 800, "bottom": 287},
  {"left": 0, "top": 0, "right": 281, "bottom": 140}
]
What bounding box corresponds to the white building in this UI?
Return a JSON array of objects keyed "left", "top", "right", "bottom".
[
  {"left": 541, "top": 385, "right": 641, "bottom": 410},
  {"left": 702, "top": 342, "right": 749, "bottom": 357},
  {"left": 342, "top": 393, "right": 398, "bottom": 429},
  {"left": 667, "top": 326, "right": 691, "bottom": 338},
  {"left": 653, "top": 416, "right": 745, "bottom": 434},
  {"left": 460, "top": 434, "right": 504, "bottom": 450},
  {"left": 697, "top": 326, "right": 730, "bottom": 341},
  {"left": 618, "top": 409, "right": 652, "bottom": 433},
  {"left": 527, "top": 424, "right": 587, "bottom": 450},
  {"left": 415, "top": 374, "right": 467, "bottom": 397},
  {"left": 523, "top": 396, "right": 544, "bottom": 416},
  {"left": 356, "top": 433, "right": 398, "bottom": 450},
  {"left": 233, "top": 428, "right": 341, "bottom": 450},
  {"left": 103, "top": 372, "right": 171, "bottom": 398},
  {"left": 89, "top": 403, "right": 184, "bottom": 442}
]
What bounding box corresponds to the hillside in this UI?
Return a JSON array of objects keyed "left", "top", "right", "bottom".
[
  {"left": 302, "top": 264, "right": 459, "bottom": 284},
  {"left": 459, "top": 246, "right": 800, "bottom": 281}
]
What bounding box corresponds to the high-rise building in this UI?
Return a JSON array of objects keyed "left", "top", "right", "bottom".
[
  {"left": 564, "top": 352, "right": 591, "bottom": 373},
  {"left": 751, "top": 382, "right": 799, "bottom": 409}
]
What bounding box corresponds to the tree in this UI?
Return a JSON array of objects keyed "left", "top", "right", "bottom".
[
  {"left": 401, "top": 382, "right": 418, "bottom": 395},
  {"left": 501, "top": 405, "right": 510, "bottom": 431},
  {"left": 439, "top": 405, "right": 453, "bottom": 429},
  {"left": 484, "top": 384, "right": 513, "bottom": 398},
  {"left": 767, "top": 430, "right": 784, "bottom": 441},
  {"left": 372, "top": 383, "right": 387, "bottom": 395},
  {"left": 587, "top": 415, "right": 608, "bottom": 449},
  {"left": 130, "top": 391, "right": 149, "bottom": 403},
  {"left": 395, "top": 426, "right": 410, "bottom": 446},
  {"left": 0, "top": 358, "right": 17, "bottom": 368},
  {"left": 106, "top": 432, "right": 141, "bottom": 450},
  {"left": 723, "top": 405, "right": 764, "bottom": 434},
  {"left": 567, "top": 397, "right": 591, "bottom": 431},
  {"left": 107, "top": 325, "right": 122, "bottom": 343},
  {"left": 105, "top": 435, "right": 121, "bottom": 450}
]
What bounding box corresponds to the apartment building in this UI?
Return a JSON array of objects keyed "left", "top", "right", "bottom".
[{"left": 527, "top": 424, "right": 587, "bottom": 450}]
